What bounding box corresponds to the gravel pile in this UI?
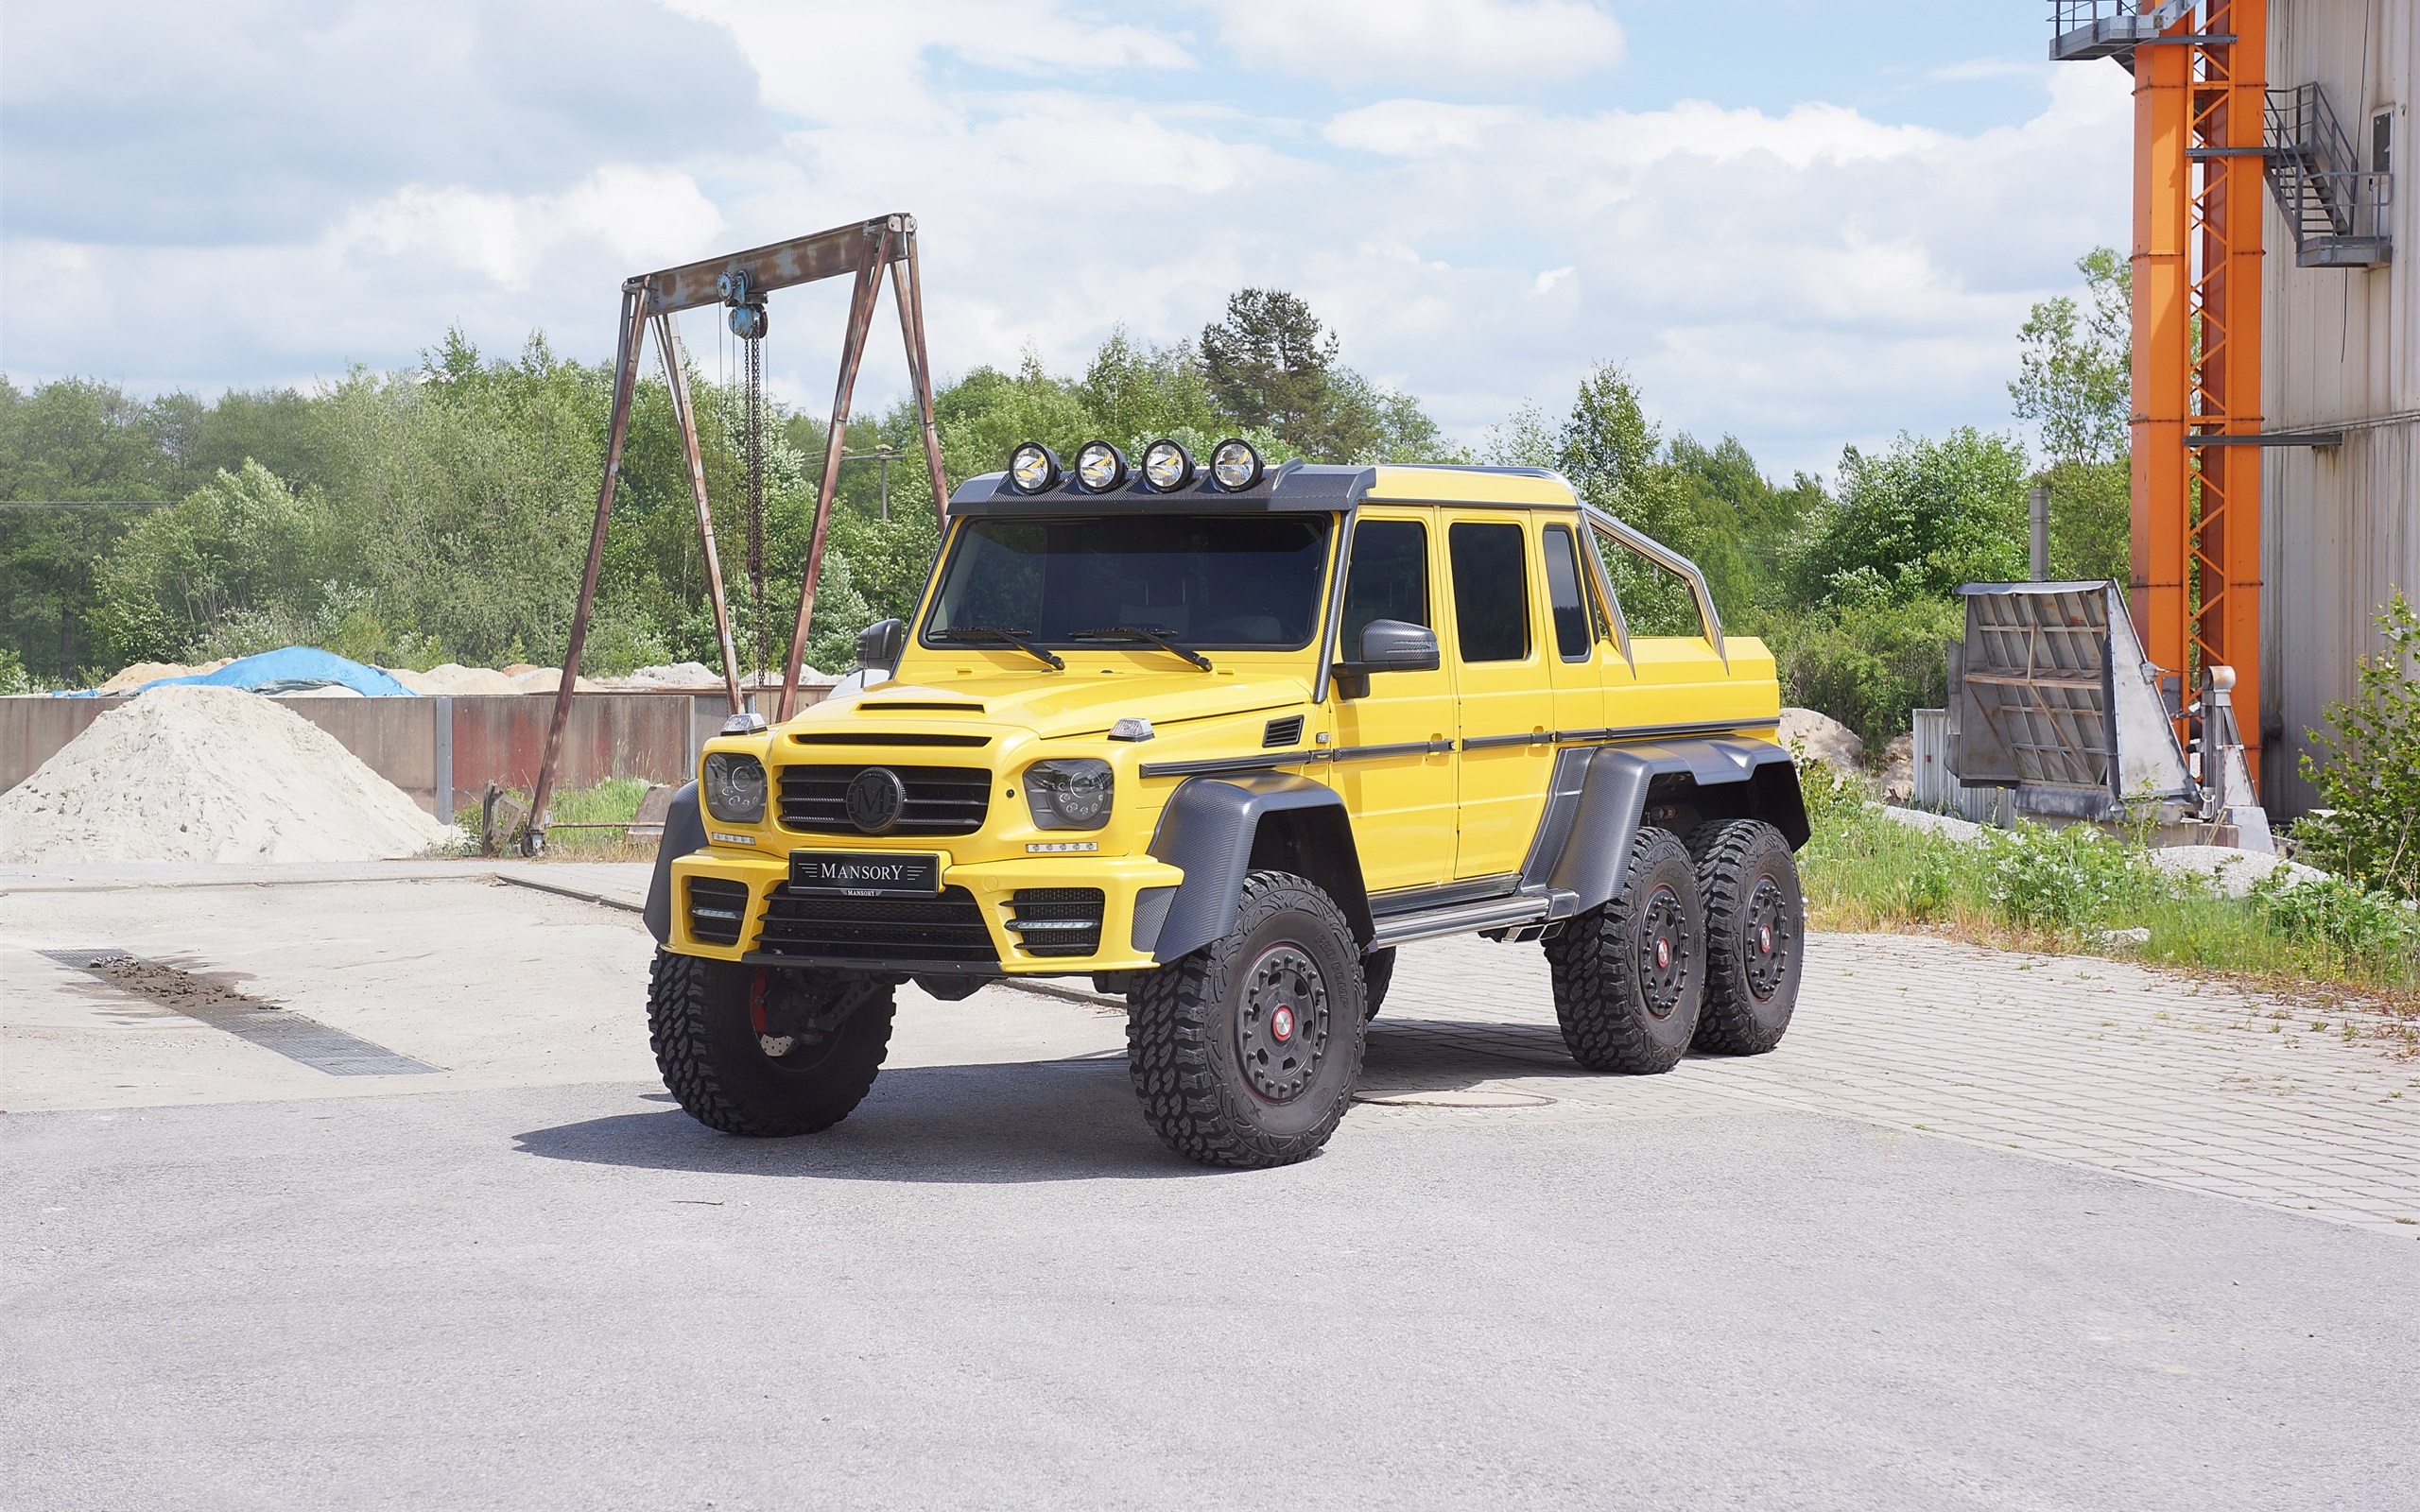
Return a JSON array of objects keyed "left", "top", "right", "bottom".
[{"left": 0, "top": 686, "right": 457, "bottom": 863}]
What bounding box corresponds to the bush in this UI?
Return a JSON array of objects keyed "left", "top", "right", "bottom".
[
  {"left": 0, "top": 645, "right": 32, "bottom": 694},
  {"left": 1755, "top": 596, "right": 1964, "bottom": 750},
  {"left": 2296, "top": 592, "right": 2420, "bottom": 902},
  {"left": 2252, "top": 869, "right": 2417, "bottom": 964},
  {"left": 1984, "top": 822, "right": 2154, "bottom": 932}
]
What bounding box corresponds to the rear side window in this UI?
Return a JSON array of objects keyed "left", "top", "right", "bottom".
[
  {"left": 1340, "top": 519, "right": 1429, "bottom": 653},
  {"left": 1447, "top": 522, "right": 1530, "bottom": 663},
  {"left": 1541, "top": 524, "right": 1593, "bottom": 661}
]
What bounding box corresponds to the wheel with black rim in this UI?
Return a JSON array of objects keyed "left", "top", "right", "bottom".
[
  {"left": 1542, "top": 826, "right": 1704, "bottom": 1073},
  {"left": 1126, "top": 870, "right": 1366, "bottom": 1168},
  {"left": 648, "top": 949, "right": 894, "bottom": 1136},
  {"left": 1687, "top": 819, "right": 1804, "bottom": 1055},
  {"left": 1360, "top": 946, "right": 1397, "bottom": 1022}
]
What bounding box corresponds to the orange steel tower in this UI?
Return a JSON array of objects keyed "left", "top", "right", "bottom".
[{"left": 2060, "top": 1, "right": 2268, "bottom": 787}]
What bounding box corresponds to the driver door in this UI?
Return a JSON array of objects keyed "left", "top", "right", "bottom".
[{"left": 1328, "top": 512, "right": 1456, "bottom": 893}]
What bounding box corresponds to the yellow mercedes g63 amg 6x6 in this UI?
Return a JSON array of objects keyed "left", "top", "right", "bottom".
[{"left": 642, "top": 437, "right": 1807, "bottom": 1168}]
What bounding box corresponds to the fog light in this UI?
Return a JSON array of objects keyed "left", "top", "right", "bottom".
[
  {"left": 1010, "top": 442, "right": 1062, "bottom": 494},
  {"left": 1142, "top": 439, "right": 1195, "bottom": 492},
  {"left": 1209, "top": 438, "right": 1263, "bottom": 491},
  {"left": 1075, "top": 440, "right": 1128, "bottom": 493}
]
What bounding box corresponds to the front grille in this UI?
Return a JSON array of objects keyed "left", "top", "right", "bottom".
[
  {"left": 777, "top": 764, "right": 992, "bottom": 835},
  {"left": 1008, "top": 887, "right": 1105, "bottom": 958},
  {"left": 1264, "top": 714, "right": 1305, "bottom": 748},
  {"left": 756, "top": 885, "right": 999, "bottom": 966},
  {"left": 686, "top": 877, "right": 752, "bottom": 947}
]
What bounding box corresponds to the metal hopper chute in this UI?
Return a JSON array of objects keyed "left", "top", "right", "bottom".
[{"left": 1946, "top": 581, "right": 2271, "bottom": 851}]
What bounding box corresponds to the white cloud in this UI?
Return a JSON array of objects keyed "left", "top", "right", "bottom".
[
  {"left": 0, "top": 0, "right": 2136, "bottom": 479},
  {"left": 337, "top": 168, "right": 725, "bottom": 291},
  {"left": 1211, "top": 0, "right": 1624, "bottom": 88}
]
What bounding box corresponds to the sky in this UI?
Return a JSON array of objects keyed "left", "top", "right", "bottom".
[{"left": 0, "top": 0, "right": 2134, "bottom": 478}]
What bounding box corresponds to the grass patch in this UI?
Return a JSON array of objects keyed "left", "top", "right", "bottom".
[
  {"left": 452, "top": 776, "right": 661, "bottom": 860},
  {"left": 1793, "top": 761, "right": 2419, "bottom": 1050}
]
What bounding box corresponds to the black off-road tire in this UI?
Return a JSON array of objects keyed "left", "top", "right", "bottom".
[
  {"left": 648, "top": 949, "right": 894, "bottom": 1137},
  {"left": 1543, "top": 827, "right": 1705, "bottom": 1074},
  {"left": 1360, "top": 946, "right": 1397, "bottom": 1022},
  {"left": 1687, "top": 819, "right": 1805, "bottom": 1056},
  {"left": 1126, "top": 871, "right": 1367, "bottom": 1169}
]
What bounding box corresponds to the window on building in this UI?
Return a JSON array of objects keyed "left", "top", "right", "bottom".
[{"left": 2375, "top": 110, "right": 2394, "bottom": 176}]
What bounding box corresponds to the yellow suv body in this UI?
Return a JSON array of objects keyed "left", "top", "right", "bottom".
[{"left": 643, "top": 455, "right": 1808, "bottom": 1168}]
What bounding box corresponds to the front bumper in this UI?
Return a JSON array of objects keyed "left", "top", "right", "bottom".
[{"left": 666, "top": 848, "right": 1184, "bottom": 975}]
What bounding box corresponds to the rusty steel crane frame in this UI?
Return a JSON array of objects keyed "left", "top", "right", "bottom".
[
  {"left": 2131, "top": 0, "right": 2267, "bottom": 786},
  {"left": 525, "top": 213, "right": 948, "bottom": 851}
]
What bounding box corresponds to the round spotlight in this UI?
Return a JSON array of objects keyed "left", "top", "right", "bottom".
[
  {"left": 1008, "top": 442, "right": 1062, "bottom": 494},
  {"left": 1075, "top": 440, "right": 1129, "bottom": 493},
  {"left": 1209, "top": 438, "right": 1264, "bottom": 492},
  {"left": 1141, "top": 439, "right": 1196, "bottom": 492}
]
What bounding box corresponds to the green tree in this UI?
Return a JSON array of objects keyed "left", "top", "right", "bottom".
[
  {"left": 2012, "top": 247, "right": 2133, "bottom": 583},
  {"left": 1793, "top": 428, "right": 2031, "bottom": 607},
  {"left": 89, "top": 460, "right": 342, "bottom": 664},
  {"left": 0, "top": 376, "right": 178, "bottom": 679},
  {"left": 1200, "top": 288, "right": 1340, "bottom": 455}
]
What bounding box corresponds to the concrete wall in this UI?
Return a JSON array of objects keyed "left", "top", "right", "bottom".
[{"left": 2262, "top": 0, "right": 2417, "bottom": 812}]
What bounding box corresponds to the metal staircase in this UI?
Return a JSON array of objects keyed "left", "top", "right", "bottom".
[
  {"left": 2264, "top": 83, "right": 2393, "bottom": 266},
  {"left": 2048, "top": 0, "right": 2195, "bottom": 67}
]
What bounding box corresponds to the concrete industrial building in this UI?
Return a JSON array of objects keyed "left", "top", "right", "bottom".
[{"left": 2260, "top": 0, "right": 2413, "bottom": 812}]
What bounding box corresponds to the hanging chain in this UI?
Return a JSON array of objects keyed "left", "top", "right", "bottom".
[{"left": 744, "top": 329, "right": 766, "bottom": 686}]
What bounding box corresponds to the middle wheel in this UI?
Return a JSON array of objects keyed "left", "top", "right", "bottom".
[
  {"left": 1126, "top": 870, "right": 1368, "bottom": 1168},
  {"left": 1542, "top": 826, "right": 1706, "bottom": 1073}
]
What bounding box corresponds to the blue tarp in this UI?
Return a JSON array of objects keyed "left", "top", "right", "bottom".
[{"left": 57, "top": 646, "right": 417, "bottom": 697}]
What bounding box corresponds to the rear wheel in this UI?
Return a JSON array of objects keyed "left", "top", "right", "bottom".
[
  {"left": 648, "top": 950, "right": 894, "bottom": 1136},
  {"left": 1127, "top": 871, "right": 1366, "bottom": 1168},
  {"left": 1687, "top": 819, "right": 1804, "bottom": 1055},
  {"left": 1542, "top": 827, "right": 1704, "bottom": 1073}
]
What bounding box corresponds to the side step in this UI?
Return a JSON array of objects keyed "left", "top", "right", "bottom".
[{"left": 1369, "top": 891, "right": 1564, "bottom": 950}]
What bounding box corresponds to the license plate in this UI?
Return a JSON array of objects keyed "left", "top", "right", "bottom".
[{"left": 788, "top": 850, "right": 942, "bottom": 897}]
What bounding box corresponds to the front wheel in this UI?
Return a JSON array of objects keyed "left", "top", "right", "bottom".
[
  {"left": 1126, "top": 871, "right": 1367, "bottom": 1169},
  {"left": 648, "top": 950, "right": 894, "bottom": 1136},
  {"left": 1542, "top": 827, "right": 1705, "bottom": 1073}
]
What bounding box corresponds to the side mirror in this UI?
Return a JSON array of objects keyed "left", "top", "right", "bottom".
[
  {"left": 1331, "top": 618, "right": 1439, "bottom": 697},
  {"left": 1357, "top": 619, "right": 1441, "bottom": 672},
  {"left": 856, "top": 618, "right": 904, "bottom": 677}
]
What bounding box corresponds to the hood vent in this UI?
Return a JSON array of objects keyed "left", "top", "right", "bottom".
[
  {"left": 860, "top": 701, "right": 986, "bottom": 713},
  {"left": 1263, "top": 714, "right": 1305, "bottom": 748}
]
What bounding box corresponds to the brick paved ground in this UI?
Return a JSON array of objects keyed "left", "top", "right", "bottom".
[{"left": 1362, "top": 932, "right": 2420, "bottom": 1233}]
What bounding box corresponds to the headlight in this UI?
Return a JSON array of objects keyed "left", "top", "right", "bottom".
[
  {"left": 1009, "top": 441, "right": 1062, "bottom": 494},
  {"left": 1209, "top": 438, "right": 1263, "bottom": 491},
  {"left": 1024, "top": 758, "right": 1114, "bottom": 830},
  {"left": 1075, "top": 439, "right": 1128, "bottom": 493},
  {"left": 702, "top": 752, "right": 768, "bottom": 824},
  {"left": 1142, "top": 438, "right": 1195, "bottom": 492}
]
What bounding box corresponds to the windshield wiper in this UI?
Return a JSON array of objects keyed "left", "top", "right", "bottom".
[
  {"left": 930, "top": 626, "right": 1064, "bottom": 670},
  {"left": 1068, "top": 626, "right": 1215, "bottom": 672}
]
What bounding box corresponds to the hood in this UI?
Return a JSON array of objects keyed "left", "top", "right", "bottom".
[{"left": 802, "top": 670, "right": 1309, "bottom": 741}]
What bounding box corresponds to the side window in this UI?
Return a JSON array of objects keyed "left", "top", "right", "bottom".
[
  {"left": 1591, "top": 531, "right": 1703, "bottom": 639},
  {"left": 1340, "top": 518, "right": 1429, "bottom": 655},
  {"left": 1541, "top": 524, "right": 1595, "bottom": 661},
  {"left": 1447, "top": 522, "right": 1530, "bottom": 663}
]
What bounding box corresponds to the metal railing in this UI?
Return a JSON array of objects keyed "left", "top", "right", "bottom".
[
  {"left": 2265, "top": 84, "right": 2394, "bottom": 265},
  {"left": 2048, "top": 0, "right": 2196, "bottom": 63}
]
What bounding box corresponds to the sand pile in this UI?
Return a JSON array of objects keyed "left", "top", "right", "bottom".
[
  {"left": 96, "top": 658, "right": 234, "bottom": 694},
  {"left": 0, "top": 686, "right": 458, "bottom": 864},
  {"left": 385, "top": 662, "right": 524, "bottom": 696},
  {"left": 1779, "top": 707, "right": 1864, "bottom": 773}
]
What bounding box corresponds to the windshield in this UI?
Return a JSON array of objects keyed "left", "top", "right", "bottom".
[{"left": 923, "top": 515, "right": 1334, "bottom": 650}]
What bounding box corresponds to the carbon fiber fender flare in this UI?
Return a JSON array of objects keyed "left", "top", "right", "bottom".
[
  {"left": 641, "top": 782, "right": 707, "bottom": 945},
  {"left": 1526, "top": 739, "right": 1806, "bottom": 916},
  {"left": 1142, "top": 772, "right": 1370, "bottom": 962}
]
